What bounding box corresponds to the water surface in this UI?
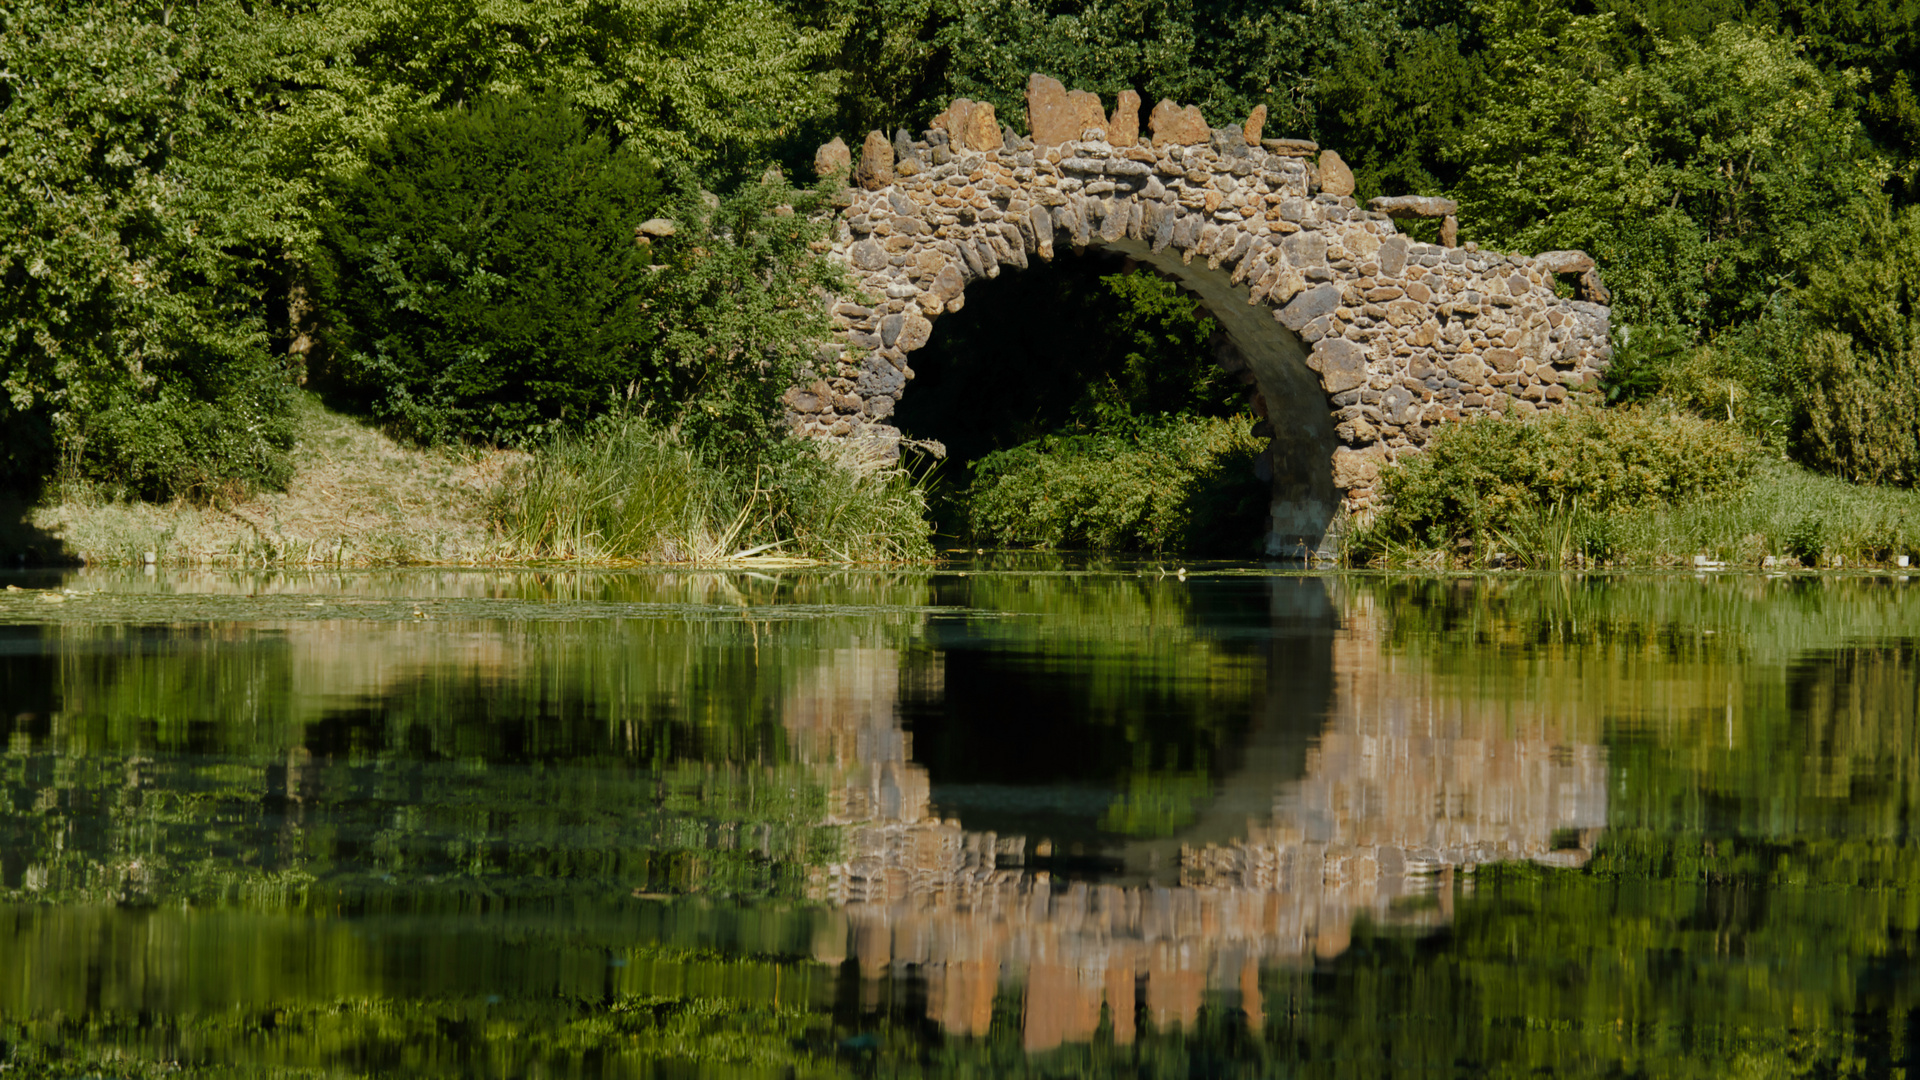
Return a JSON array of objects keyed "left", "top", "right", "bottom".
[{"left": 2, "top": 564, "right": 1915, "bottom": 1077}]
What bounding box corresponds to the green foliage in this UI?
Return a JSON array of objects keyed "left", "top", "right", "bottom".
[
  {"left": 1454, "top": 12, "right": 1886, "bottom": 337},
  {"left": 967, "top": 415, "right": 1267, "bottom": 552},
  {"left": 1795, "top": 205, "right": 1920, "bottom": 484},
  {"left": 491, "top": 414, "right": 932, "bottom": 562},
  {"left": 0, "top": 0, "right": 296, "bottom": 498},
  {"left": 281, "top": 0, "right": 836, "bottom": 184},
  {"left": 316, "top": 95, "right": 665, "bottom": 445},
  {"left": 1368, "top": 407, "right": 1758, "bottom": 554},
  {"left": 317, "top": 96, "right": 839, "bottom": 451}
]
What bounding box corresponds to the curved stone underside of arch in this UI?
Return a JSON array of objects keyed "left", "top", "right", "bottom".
[{"left": 792, "top": 79, "right": 1614, "bottom": 557}]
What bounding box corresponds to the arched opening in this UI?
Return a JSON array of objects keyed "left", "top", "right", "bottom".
[{"left": 888, "top": 241, "right": 1339, "bottom": 557}]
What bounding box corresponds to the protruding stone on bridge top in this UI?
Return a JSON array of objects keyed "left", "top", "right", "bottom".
[
  {"left": 1148, "top": 100, "right": 1210, "bottom": 146},
  {"left": 1242, "top": 104, "right": 1267, "bottom": 145},
  {"left": 1534, "top": 249, "right": 1596, "bottom": 274},
  {"left": 1109, "top": 90, "right": 1141, "bottom": 147},
  {"left": 930, "top": 98, "right": 1004, "bottom": 153},
  {"left": 854, "top": 130, "right": 892, "bottom": 190},
  {"left": 1369, "top": 195, "right": 1458, "bottom": 219},
  {"left": 813, "top": 137, "right": 850, "bottom": 180},
  {"left": 802, "top": 76, "right": 1614, "bottom": 556},
  {"left": 1317, "top": 149, "right": 1355, "bottom": 196}
]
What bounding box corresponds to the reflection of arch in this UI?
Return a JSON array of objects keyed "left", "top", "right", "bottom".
[
  {"left": 780, "top": 578, "right": 1607, "bottom": 1050},
  {"left": 799, "top": 79, "right": 1614, "bottom": 556}
]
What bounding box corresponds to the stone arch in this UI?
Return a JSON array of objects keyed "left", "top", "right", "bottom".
[{"left": 792, "top": 76, "right": 1614, "bottom": 557}]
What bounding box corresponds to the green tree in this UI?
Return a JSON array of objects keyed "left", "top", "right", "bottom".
[
  {"left": 0, "top": 0, "right": 297, "bottom": 498},
  {"left": 1453, "top": 8, "right": 1886, "bottom": 336},
  {"left": 1796, "top": 206, "right": 1920, "bottom": 484},
  {"left": 315, "top": 95, "right": 667, "bottom": 445}
]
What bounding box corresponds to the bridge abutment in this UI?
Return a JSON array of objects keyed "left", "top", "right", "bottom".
[{"left": 794, "top": 76, "right": 1614, "bottom": 556}]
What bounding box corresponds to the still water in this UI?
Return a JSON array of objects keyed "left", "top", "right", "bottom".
[{"left": 0, "top": 563, "right": 1915, "bottom": 1077}]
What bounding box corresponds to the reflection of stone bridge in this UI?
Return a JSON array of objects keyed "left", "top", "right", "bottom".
[
  {"left": 782, "top": 580, "right": 1606, "bottom": 1050},
  {"left": 795, "top": 76, "right": 1614, "bottom": 555}
]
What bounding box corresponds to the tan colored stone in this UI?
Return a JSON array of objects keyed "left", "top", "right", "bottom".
[
  {"left": 1447, "top": 356, "right": 1487, "bottom": 382},
  {"left": 1109, "top": 90, "right": 1141, "bottom": 147},
  {"left": 1242, "top": 104, "right": 1267, "bottom": 145},
  {"left": 1148, "top": 100, "right": 1210, "bottom": 146},
  {"left": 1485, "top": 348, "right": 1522, "bottom": 373},
  {"left": 1385, "top": 300, "right": 1425, "bottom": 327},
  {"left": 1027, "top": 75, "right": 1107, "bottom": 145},
  {"left": 1317, "top": 150, "right": 1354, "bottom": 197},
  {"left": 961, "top": 100, "right": 1004, "bottom": 152},
  {"left": 1331, "top": 446, "right": 1384, "bottom": 488},
  {"left": 855, "top": 130, "right": 894, "bottom": 190},
  {"left": 814, "top": 137, "right": 851, "bottom": 180},
  {"left": 1410, "top": 320, "right": 1439, "bottom": 347}
]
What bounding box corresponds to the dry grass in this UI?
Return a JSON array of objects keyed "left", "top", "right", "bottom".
[{"left": 33, "top": 392, "right": 523, "bottom": 566}]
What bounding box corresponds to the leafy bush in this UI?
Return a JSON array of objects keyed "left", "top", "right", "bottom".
[
  {"left": 1370, "top": 408, "right": 1758, "bottom": 551},
  {"left": 967, "top": 416, "right": 1267, "bottom": 553},
  {"left": 316, "top": 95, "right": 666, "bottom": 445},
  {"left": 317, "top": 94, "right": 839, "bottom": 452},
  {"left": 0, "top": 0, "right": 295, "bottom": 499},
  {"left": 491, "top": 415, "right": 931, "bottom": 563},
  {"left": 1794, "top": 206, "right": 1920, "bottom": 485}
]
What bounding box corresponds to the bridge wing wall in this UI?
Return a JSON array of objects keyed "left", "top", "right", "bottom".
[{"left": 798, "top": 81, "right": 1614, "bottom": 552}]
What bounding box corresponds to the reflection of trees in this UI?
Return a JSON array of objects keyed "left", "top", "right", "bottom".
[{"left": 1, "top": 572, "right": 1918, "bottom": 1077}]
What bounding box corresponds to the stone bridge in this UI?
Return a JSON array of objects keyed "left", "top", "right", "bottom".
[{"left": 793, "top": 75, "right": 1614, "bottom": 556}]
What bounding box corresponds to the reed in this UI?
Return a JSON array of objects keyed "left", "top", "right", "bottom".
[{"left": 489, "top": 415, "right": 933, "bottom": 564}]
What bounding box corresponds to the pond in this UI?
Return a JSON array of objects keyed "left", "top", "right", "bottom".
[{"left": 1, "top": 563, "right": 1916, "bottom": 1077}]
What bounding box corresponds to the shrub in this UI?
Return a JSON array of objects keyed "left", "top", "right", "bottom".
[
  {"left": 315, "top": 95, "right": 666, "bottom": 446},
  {"left": 491, "top": 415, "right": 931, "bottom": 563},
  {"left": 1795, "top": 206, "right": 1920, "bottom": 485},
  {"left": 1370, "top": 407, "right": 1758, "bottom": 552},
  {"left": 967, "top": 416, "right": 1268, "bottom": 553},
  {"left": 317, "top": 94, "right": 840, "bottom": 453}
]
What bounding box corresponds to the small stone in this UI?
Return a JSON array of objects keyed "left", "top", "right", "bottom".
[
  {"left": 1317, "top": 150, "right": 1354, "bottom": 197},
  {"left": 855, "top": 131, "right": 894, "bottom": 190},
  {"left": 1261, "top": 138, "right": 1319, "bottom": 157},
  {"left": 851, "top": 239, "right": 886, "bottom": 270},
  {"left": 1242, "top": 104, "right": 1267, "bottom": 145},
  {"left": 814, "top": 137, "right": 852, "bottom": 179},
  {"left": 637, "top": 218, "right": 676, "bottom": 237},
  {"left": 1277, "top": 284, "right": 1341, "bottom": 331},
  {"left": 897, "top": 313, "right": 934, "bottom": 351},
  {"left": 1109, "top": 90, "right": 1141, "bottom": 147},
  {"left": 1534, "top": 249, "right": 1595, "bottom": 275},
  {"left": 1148, "top": 100, "right": 1210, "bottom": 146},
  {"left": 1311, "top": 336, "right": 1369, "bottom": 393},
  {"left": 1366, "top": 195, "right": 1457, "bottom": 219},
  {"left": 961, "top": 100, "right": 1004, "bottom": 152},
  {"left": 1440, "top": 215, "right": 1459, "bottom": 247}
]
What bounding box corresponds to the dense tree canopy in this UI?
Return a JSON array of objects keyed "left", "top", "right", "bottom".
[{"left": 3, "top": 0, "right": 1919, "bottom": 494}]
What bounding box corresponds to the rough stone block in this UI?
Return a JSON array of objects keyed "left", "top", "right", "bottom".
[{"left": 1148, "top": 100, "right": 1210, "bottom": 146}]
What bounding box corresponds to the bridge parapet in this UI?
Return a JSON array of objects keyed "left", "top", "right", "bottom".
[{"left": 800, "top": 77, "right": 1614, "bottom": 552}]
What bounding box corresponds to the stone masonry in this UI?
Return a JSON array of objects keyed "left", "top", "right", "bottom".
[{"left": 795, "top": 74, "right": 1614, "bottom": 557}]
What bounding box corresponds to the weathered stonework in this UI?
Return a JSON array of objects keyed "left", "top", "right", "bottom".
[{"left": 797, "top": 78, "right": 1614, "bottom": 557}]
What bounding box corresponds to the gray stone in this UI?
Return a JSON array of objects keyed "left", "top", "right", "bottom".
[
  {"left": 851, "top": 240, "right": 886, "bottom": 271},
  {"left": 880, "top": 313, "right": 906, "bottom": 348},
  {"left": 1378, "top": 235, "right": 1408, "bottom": 277},
  {"left": 1277, "top": 284, "right": 1341, "bottom": 331},
  {"left": 1312, "top": 337, "right": 1369, "bottom": 393}
]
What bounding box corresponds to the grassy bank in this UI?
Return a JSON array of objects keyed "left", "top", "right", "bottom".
[{"left": 17, "top": 393, "right": 931, "bottom": 568}]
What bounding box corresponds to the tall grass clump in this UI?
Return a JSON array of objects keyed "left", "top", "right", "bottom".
[
  {"left": 1605, "top": 459, "right": 1920, "bottom": 566},
  {"left": 491, "top": 415, "right": 931, "bottom": 563},
  {"left": 967, "top": 415, "right": 1268, "bottom": 553},
  {"left": 1358, "top": 407, "right": 1758, "bottom": 567}
]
